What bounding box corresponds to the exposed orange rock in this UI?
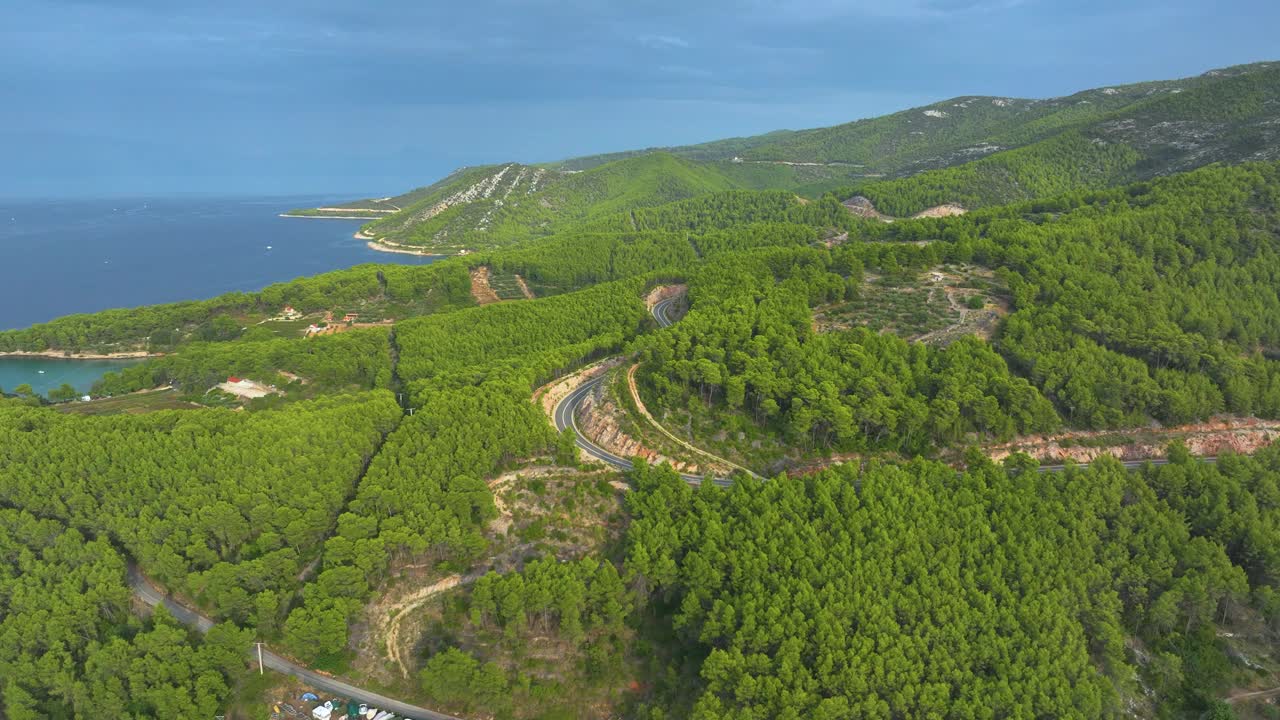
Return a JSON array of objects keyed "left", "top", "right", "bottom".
[
  {"left": 532, "top": 357, "right": 624, "bottom": 418},
  {"left": 644, "top": 283, "right": 687, "bottom": 312},
  {"left": 576, "top": 378, "right": 704, "bottom": 474},
  {"left": 985, "top": 416, "right": 1280, "bottom": 464}
]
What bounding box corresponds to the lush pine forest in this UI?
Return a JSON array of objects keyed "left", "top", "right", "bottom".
[
  {"left": 623, "top": 449, "right": 1280, "bottom": 718},
  {"left": 5, "top": 63, "right": 1280, "bottom": 720},
  {"left": 0, "top": 508, "right": 255, "bottom": 719}
]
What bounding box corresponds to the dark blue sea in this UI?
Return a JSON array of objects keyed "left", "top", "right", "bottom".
[{"left": 0, "top": 196, "right": 437, "bottom": 395}]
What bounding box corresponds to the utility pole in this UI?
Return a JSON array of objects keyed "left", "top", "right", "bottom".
[{"left": 257, "top": 642, "right": 264, "bottom": 675}]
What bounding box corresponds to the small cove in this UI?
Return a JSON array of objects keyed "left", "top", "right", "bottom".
[
  {"left": 0, "top": 195, "right": 443, "bottom": 398},
  {"left": 0, "top": 356, "right": 145, "bottom": 397}
]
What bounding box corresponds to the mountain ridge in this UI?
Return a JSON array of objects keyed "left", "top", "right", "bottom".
[{"left": 295, "top": 60, "right": 1280, "bottom": 250}]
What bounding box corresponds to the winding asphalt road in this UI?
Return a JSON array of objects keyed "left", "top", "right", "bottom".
[
  {"left": 578, "top": 294, "right": 1222, "bottom": 481},
  {"left": 552, "top": 294, "right": 734, "bottom": 487},
  {"left": 124, "top": 287, "right": 1219, "bottom": 719},
  {"left": 129, "top": 567, "right": 460, "bottom": 720},
  {"left": 652, "top": 296, "right": 679, "bottom": 328},
  {"left": 553, "top": 375, "right": 730, "bottom": 487},
  {"left": 115, "top": 293, "right": 698, "bottom": 720}
]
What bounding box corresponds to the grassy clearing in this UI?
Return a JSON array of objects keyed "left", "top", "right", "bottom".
[
  {"left": 418, "top": 598, "right": 643, "bottom": 720},
  {"left": 820, "top": 279, "right": 953, "bottom": 337},
  {"left": 57, "top": 388, "right": 199, "bottom": 415},
  {"left": 225, "top": 670, "right": 370, "bottom": 720},
  {"left": 814, "top": 264, "right": 1006, "bottom": 343},
  {"left": 257, "top": 317, "right": 316, "bottom": 338},
  {"left": 523, "top": 278, "right": 576, "bottom": 298},
  {"left": 489, "top": 467, "right": 628, "bottom": 561}
]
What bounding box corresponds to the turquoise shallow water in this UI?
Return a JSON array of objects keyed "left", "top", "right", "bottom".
[{"left": 0, "top": 356, "right": 143, "bottom": 396}]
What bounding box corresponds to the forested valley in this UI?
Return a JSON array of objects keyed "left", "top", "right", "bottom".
[{"left": 4, "top": 72, "right": 1280, "bottom": 719}]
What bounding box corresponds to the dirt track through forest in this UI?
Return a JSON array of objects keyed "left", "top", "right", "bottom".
[{"left": 469, "top": 266, "right": 501, "bottom": 305}]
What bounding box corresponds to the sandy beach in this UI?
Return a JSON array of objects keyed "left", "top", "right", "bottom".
[
  {"left": 360, "top": 234, "right": 447, "bottom": 257},
  {"left": 278, "top": 213, "right": 386, "bottom": 220},
  {"left": 0, "top": 350, "right": 158, "bottom": 360}
]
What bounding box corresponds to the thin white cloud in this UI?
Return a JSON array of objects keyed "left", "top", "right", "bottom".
[
  {"left": 638, "top": 34, "right": 691, "bottom": 49},
  {"left": 749, "top": 0, "right": 1029, "bottom": 21}
]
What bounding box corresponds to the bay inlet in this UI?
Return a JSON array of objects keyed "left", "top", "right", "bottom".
[
  {"left": 0, "top": 356, "right": 144, "bottom": 397},
  {"left": 0, "top": 195, "right": 441, "bottom": 397}
]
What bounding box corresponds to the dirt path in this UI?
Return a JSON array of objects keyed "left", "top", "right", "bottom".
[
  {"left": 378, "top": 468, "right": 547, "bottom": 679},
  {"left": 625, "top": 363, "right": 761, "bottom": 478},
  {"left": 384, "top": 575, "right": 467, "bottom": 678},
  {"left": 912, "top": 282, "right": 971, "bottom": 345},
  {"left": 1226, "top": 685, "right": 1280, "bottom": 704},
  {"left": 469, "top": 266, "right": 501, "bottom": 305},
  {"left": 515, "top": 274, "right": 536, "bottom": 300},
  {"left": 486, "top": 468, "right": 532, "bottom": 537}
]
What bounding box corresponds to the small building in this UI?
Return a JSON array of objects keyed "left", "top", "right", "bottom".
[
  {"left": 342, "top": 313, "right": 359, "bottom": 323},
  {"left": 227, "top": 376, "right": 241, "bottom": 383},
  {"left": 311, "top": 703, "right": 333, "bottom": 720}
]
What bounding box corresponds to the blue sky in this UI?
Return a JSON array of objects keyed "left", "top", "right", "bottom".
[{"left": 2, "top": 0, "right": 1276, "bottom": 197}]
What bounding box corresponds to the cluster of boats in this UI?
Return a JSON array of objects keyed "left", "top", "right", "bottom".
[{"left": 291, "top": 697, "right": 404, "bottom": 720}]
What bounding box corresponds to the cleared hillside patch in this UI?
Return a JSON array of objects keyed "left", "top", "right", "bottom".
[
  {"left": 814, "top": 265, "right": 1006, "bottom": 343},
  {"left": 487, "top": 270, "right": 531, "bottom": 301},
  {"left": 469, "top": 266, "right": 502, "bottom": 305}
]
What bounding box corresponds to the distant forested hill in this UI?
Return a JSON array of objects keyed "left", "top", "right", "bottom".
[
  {"left": 554, "top": 61, "right": 1279, "bottom": 179},
  {"left": 300, "top": 61, "right": 1280, "bottom": 251},
  {"left": 354, "top": 153, "right": 737, "bottom": 253}
]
